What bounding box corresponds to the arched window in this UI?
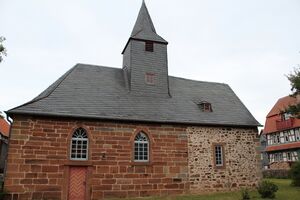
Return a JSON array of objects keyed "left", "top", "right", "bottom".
[
  {"left": 70, "top": 128, "right": 88, "bottom": 160},
  {"left": 134, "top": 132, "right": 149, "bottom": 162}
]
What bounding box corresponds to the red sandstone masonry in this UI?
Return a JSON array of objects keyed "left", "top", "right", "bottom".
[{"left": 4, "top": 116, "right": 189, "bottom": 200}]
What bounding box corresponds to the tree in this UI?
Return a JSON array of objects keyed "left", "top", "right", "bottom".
[
  {"left": 290, "top": 161, "right": 300, "bottom": 186},
  {"left": 286, "top": 67, "right": 300, "bottom": 117},
  {"left": 0, "top": 36, "right": 7, "bottom": 62}
]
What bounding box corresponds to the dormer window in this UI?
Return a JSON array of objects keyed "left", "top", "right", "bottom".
[
  {"left": 199, "top": 101, "right": 212, "bottom": 112},
  {"left": 145, "top": 41, "right": 154, "bottom": 52}
]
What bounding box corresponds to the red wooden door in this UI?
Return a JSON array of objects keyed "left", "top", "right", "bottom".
[{"left": 68, "top": 167, "right": 87, "bottom": 200}]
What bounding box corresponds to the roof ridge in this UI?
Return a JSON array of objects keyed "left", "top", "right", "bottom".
[
  {"left": 169, "top": 75, "right": 227, "bottom": 85},
  {"left": 7, "top": 64, "right": 78, "bottom": 112},
  {"left": 77, "top": 63, "right": 122, "bottom": 70}
]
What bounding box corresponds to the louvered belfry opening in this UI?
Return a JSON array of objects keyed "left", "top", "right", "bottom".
[{"left": 145, "top": 41, "right": 154, "bottom": 52}]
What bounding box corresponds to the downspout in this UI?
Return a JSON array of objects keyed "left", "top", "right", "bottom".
[{"left": 1, "top": 113, "right": 13, "bottom": 191}]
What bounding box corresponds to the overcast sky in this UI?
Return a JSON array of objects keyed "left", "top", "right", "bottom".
[{"left": 1, "top": 0, "right": 300, "bottom": 126}]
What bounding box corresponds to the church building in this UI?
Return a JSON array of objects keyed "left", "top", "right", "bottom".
[{"left": 4, "top": 2, "right": 261, "bottom": 200}]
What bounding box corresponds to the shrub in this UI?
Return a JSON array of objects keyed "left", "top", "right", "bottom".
[
  {"left": 290, "top": 161, "right": 300, "bottom": 186},
  {"left": 257, "top": 180, "right": 278, "bottom": 199},
  {"left": 0, "top": 189, "right": 8, "bottom": 200},
  {"left": 241, "top": 188, "right": 250, "bottom": 200}
]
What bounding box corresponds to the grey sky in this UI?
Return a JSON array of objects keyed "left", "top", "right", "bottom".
[{"left": 1, "top": 0, "right": 300, "bottom": 126}]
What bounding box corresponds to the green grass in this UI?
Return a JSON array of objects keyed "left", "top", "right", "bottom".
[{"left": 127, "top": 179, "right": 300, "bottom": 200}]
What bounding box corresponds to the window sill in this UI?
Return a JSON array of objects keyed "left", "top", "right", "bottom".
[
  {"left": 130, "top": 161, "right": 152, "bottom": 166},
  {"left": 214, "top": 165, "right": 226, "bottom": 170}
]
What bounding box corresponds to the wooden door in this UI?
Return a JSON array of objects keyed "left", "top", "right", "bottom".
[{"left": 68, "top": 167, "right": 87, "bottom": 200}]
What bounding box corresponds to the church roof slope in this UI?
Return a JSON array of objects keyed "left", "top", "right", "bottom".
[{"left": 7, "top": 64, "right": 259, "bottom": 127}]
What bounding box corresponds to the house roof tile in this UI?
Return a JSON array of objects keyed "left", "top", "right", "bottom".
[
  {"left": 264, "top": 96, "right": 300, "bottom": 134},
  {"left": 0, "top": 118, "right": 10, "bottom": 137}
]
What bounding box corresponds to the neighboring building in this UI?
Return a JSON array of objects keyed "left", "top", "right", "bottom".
[
  {"left": 259, "top": 130, "right": 269, "bottom": 169},
  {"left": 4, "top": 2, "right": 261, "bottom": 200},
  {"left": 263, "top": 96, "right": 300, "bottom": 169},
  {"left": 0, "top": 117, "right": 10, "bottom": 185}
]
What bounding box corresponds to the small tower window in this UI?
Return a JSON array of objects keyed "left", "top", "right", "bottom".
[
  {"left": 199, "top": 101, "right": 212, "bottom": 112},
  {"left": 145, "top": 41, "right": 154, "bottom": 52},
  {"left": 145, "top": 72, "right": 156, "bottom": 85}
]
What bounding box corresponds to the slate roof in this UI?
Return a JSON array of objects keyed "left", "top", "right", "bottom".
[
  {"left": 130, "top": 1, "right": 167, "bottom": 43},
  {"left": 8, "top": 64, "right": 260, "bottom": 127}
]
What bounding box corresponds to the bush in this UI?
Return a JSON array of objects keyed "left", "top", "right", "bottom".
[
  {"left": 241, "top": 188, "right": 250, "bottom": 200},
  {"left": 257, "top": 180, "right": 278, "bottom": 199},
  {"left": 0, "top": 189, "right": 8, "bottom": 200},
  {"left": 290, "top": 161, "right": 300, "bottom": 186}
]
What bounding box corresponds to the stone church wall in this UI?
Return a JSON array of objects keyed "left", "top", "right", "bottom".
[
  {"left": 4, "top": 116, "right": 189, "bottom": 200},
  {"left": 187, "top": 126, "right": 261, "bottom": 193},
  {"left": 4, "top": 116, "right": 261, "bottom": 199}
]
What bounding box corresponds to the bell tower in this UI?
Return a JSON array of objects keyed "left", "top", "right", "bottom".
[{"left": 122, "top": 1, "right": 170, "bottom": 97}]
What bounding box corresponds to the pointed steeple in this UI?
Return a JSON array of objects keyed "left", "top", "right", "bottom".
[
  {"left": 130, "top": 1, "right": 167, "bottom": 43},
  {"left": 122, "top": 1, "right": 170, "bottom": 98}
]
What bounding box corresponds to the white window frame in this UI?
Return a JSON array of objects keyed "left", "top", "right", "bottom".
[
  {"left": 288, "top": 130, "right": 296, "bottom": 142},
  {"left": 70, "top": 128, "right": 89, "bottom": 161},
  {"left": 215, "top": 145, "right": 224, "bottom": 167},
  {"left": 134, "top": 132, "right": 149, "bottom": 162},
  {"left": 295, "top": 128, "right": 300, "bottom": 141}
]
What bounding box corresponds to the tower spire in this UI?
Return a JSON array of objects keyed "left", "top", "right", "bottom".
[
  {"left": 122, "top": 0, "right": 170, "bottom": 97},
  {"left": 130, "top": 1, "right": 167, "bottom": 43}
]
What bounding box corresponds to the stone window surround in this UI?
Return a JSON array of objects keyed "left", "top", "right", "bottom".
[
  {"left": 134, "top": 132, "right": 149, "bottom": 162},
  {"left": 70, "top": 127, "right": 89, "bottom": 161},
  {"left": 212, "top": 143, "right": 226, "bottom": 169},
  {"left": 66, "top": 125, "right": 92, "bottom": 164},
  {"left": 130, "top": 128, "right": 153, "bottom": 166}
]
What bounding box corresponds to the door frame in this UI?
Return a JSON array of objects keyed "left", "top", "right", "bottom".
[{"left": 62, "top": 162, "right": 93, "bottom": 200}]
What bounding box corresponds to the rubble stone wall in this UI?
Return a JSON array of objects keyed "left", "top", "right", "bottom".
[{"left": 187, "top": 126, "right": 261, "bottom": 193}]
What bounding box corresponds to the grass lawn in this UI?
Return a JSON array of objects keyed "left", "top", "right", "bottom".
[{"left": 130, "top": 179, "right": 300, "bottom": 200}]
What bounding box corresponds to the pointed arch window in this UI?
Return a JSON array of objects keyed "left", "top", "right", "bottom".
[
  {"left": 134, "top": 132, "right": 149, "bottom": 162},
  {"left": 70, "top": 128, "right": 88, "bottom": 160}
]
